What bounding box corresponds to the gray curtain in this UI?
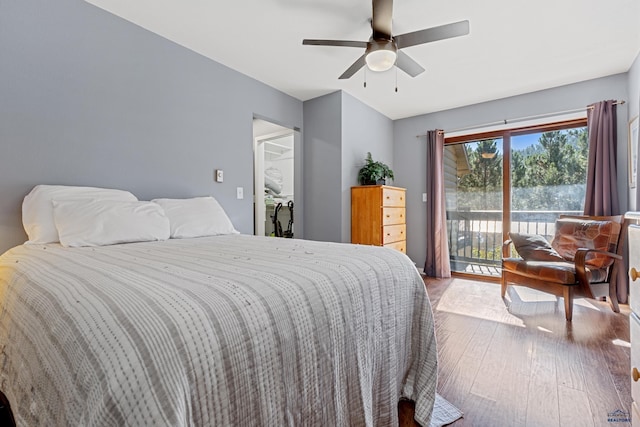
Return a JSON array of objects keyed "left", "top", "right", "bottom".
[
  {"left": 424, "top": 130, "right": 451, "bottom": 278},
  {"left": 584, "top": 100, "right": 626, "bottom": 302},
  {"left": 584, "top": 100, "right": 620, "bottom": 216}
]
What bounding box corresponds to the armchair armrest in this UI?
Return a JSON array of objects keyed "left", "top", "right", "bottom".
[
  {"left": 574, "top": 248, "right": 622, "bottom": 287},
  {"left": 502, "top": 239, "right": 513, "bottom": 259}
]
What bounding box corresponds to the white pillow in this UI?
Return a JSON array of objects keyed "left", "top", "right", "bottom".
[
  {"left": 52, "top": 199, "right": 170, "bottom": 247},
  {"left": 151, "top": 196, "right": 239, "bottom": 238},
  {"left": 22, "top": 185, "right": 138, "bottom": 244}
]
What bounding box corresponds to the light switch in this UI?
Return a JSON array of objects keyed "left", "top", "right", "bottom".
[
  {"left": 422, "top": 193, "right": 427, "bottom": 202},
  {"left": 215, "top": 169, "right": 224, "bottom": 183},
  {"left": 236, "top": 187, "right": 244, "bottom": 199}
]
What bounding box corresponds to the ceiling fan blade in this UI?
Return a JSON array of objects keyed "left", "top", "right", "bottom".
[
  {"left": 303, "top": 39, "right": 368, "bottom": 48},
  {"left": 396, "top": 51, "right": 425, "bottom": 77},
  {"left": 395, "top": 20, "right": 469, "bottom": 49},
  {"left": 372, "top": 0, "right": 393, "bottom": 39},
  {"left": 339, "top": 54, "right": 367, "bottom": 79}
]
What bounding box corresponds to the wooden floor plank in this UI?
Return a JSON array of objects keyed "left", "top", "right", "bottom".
[
  {"left": 424, "top": 277, "right": 631, "bottom": 427},
  {"left": 468, "top": 322, "right": 503, "bottom": 402},
  {"left": 494, "top": 371, "right": 530, "bottom": 427},
  {"left": 555, "top": 335, "right": 587, "bottom": 391},
  {"left": 525, "top": 374, "right": 560, "bottom": 427},
  {"left": 558, "top": 385, "right": 595, "bottom": 427}
]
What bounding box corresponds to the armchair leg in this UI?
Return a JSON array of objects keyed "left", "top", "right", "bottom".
[
  {"left": 563, "top": 286, "right": 573, "bottom": 322},
  {"left": 501, "top": 280, "right": 507, "bottom": 298},
  {"left": 609, "top": 281, "right": 620, "bottom": 313},
  {"left": 609, "top": 292, "right": 620, "bottom": 313}
]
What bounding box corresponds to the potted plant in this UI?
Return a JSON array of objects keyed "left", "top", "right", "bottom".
[{"left": 357, "top": 152, "right": 394, "bottom": 185}]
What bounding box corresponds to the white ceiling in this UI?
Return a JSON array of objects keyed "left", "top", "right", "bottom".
[{"left": 86, "top": 0, "right": 640, "bottom": 120}]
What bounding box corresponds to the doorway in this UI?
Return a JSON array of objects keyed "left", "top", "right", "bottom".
[
  {"left": 444, "top": 118, "right": 588, "bottom": 278},
  {"left": 444, "top": 137, "right": 504, "bottom": 276},
  {"left": 253, "top": 119, "right": 298, "bottom": 238}
]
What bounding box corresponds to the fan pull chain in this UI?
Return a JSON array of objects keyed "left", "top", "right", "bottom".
[
  {"left": 395, "top": 66, "right": 398, "bottom": 93},
  {"left": 364, "top": 67, "right": 367, "bottom": 88}
]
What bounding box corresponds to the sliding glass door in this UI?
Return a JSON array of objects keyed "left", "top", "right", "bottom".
[
  {"left": 445, "top": 137, "right": 504, "bottom": 275},
  {"left": 443, "top": 119, "right": 588, "bottom": 278},
  {"left": 510, "top": 126, "right": 588, "bottom": 241}
]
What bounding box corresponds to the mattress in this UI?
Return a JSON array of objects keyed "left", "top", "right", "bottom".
[{"left": 0, "top": 234, "right": 437, "bottom": 426}]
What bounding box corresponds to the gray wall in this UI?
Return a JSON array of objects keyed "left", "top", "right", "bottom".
[
  {"left": 303, "top": 91, "right": 393, "bottom": 243},
  {"left": 341, "top": 92, "right": 394, "bottom": 242},
  {"left": 629, "top": 51, "right": 640, "bottom": 210},
  {"left": 393, "top": 74, "right": 630, "bottom": 265},
  {"left": 303, "top": 92, "right": 343, "bottom": 243},
  {"left": 0, "top": 0, "right": 303, "bottom": 253}
]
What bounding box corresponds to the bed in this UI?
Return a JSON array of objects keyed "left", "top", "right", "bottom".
[{"left": 0, "top": 186, "right": 438, "bottom": 426}]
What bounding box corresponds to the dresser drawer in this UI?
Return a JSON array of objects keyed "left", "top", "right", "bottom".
[
  {"left": 381, "top": 187, "right": 405, "bottom": 207},
  {"left": 351, "top": 185, "right": 407, "bottom": 247},
  {"left": 382, "top": 224, "right": 406, "bottom": 244},
  {"left": 384, "top": 240, "right": 406, "bottom": 253},
  {"left": 382, "top": 207, "right": 405, "bottom": 226},
  {"left": 632, "top": 312, "right": 640, "bottom": 405},
  {"left": 630, "top": 225, "right": 640, "bottom": 315}
]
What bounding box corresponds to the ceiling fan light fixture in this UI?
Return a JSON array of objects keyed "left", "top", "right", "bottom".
[
  {"left": 365, "top": 39, "right": 397, "bottom": 72},
  {"left": 302, "top": 0, "right": 470, "bottom": 81}
]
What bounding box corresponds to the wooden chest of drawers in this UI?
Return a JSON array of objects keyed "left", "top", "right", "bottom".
[
  {"left": 351, "top": 185, "right": 406, "bottom": 253},
  {"left": 630, "top": 223, "right": 640, "bottom": 426}
]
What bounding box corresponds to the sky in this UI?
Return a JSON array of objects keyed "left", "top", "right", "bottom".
[
  {"left": 463, "top": 132, "right": 544, "bottom": 154},
  {"left": 511, "top": 133, "right": 540, "bottom": 151}
]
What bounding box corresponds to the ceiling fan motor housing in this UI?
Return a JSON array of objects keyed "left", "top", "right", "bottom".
[{"left": 365, "top": 38, "right": 397, "bottom": 72}]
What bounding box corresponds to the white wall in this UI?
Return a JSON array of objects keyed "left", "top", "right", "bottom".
[
  {"left": 393, "top": 74, "right": 629, "bottom": 265},
  {"left": 629, "top": 51, "right": 640, "bottom": 210}
]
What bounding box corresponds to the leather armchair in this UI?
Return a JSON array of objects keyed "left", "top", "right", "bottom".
[{"left": 501, "top": 215, "right": 627, "bottom": 321}]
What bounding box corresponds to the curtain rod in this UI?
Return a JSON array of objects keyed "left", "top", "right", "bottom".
[{"left": 415, "top": 100, "right": 626, "bottom": 138}]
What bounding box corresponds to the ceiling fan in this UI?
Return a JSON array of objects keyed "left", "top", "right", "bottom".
[{"left": 302, "top": 0, "right": 469, "bottom": 79}]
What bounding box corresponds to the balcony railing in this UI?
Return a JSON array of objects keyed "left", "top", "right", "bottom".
[{"left": 446, "top": 209, "right": 582, "bottom": 276}]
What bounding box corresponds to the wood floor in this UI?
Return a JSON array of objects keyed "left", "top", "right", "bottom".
[{"left": 424, "top": 276, "right": 632, "bottom": 427}]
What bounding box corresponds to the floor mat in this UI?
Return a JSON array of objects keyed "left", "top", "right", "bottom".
[{"left": 431, "top": 393, "right": 463, "bottom": 427}]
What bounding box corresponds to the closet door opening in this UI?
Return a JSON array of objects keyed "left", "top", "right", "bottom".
[{"left": 253, "top": 119, "right": 299, "bottom": 238}]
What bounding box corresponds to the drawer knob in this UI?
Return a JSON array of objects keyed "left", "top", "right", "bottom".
[
  {"left": 386, "top": 214, "right": 390, "bottom": 218},
  {"left": 634, "top": 367, "right": 640, "bottom": 382},
  {"left": 631, "top": 267, "right": 639, "bottom": 282}
]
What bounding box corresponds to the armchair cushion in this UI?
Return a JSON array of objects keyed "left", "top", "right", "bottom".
[
  {"left": 551, "top": 217, "right": 621, "bottom": 268},
  {"left": 502, "top": 258, "right": 609, "bottom": 284},
  {"left": 509, "top": 232, "right": 565, "bottom": 261}
]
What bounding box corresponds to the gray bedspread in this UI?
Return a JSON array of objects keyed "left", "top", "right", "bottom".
[{"left": 0, "top": 235, "right": 437, "bottom": 426}]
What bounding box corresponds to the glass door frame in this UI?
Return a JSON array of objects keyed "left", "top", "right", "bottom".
[{"left": 444, "top": 118, "right": 587, "bottom": 282}]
